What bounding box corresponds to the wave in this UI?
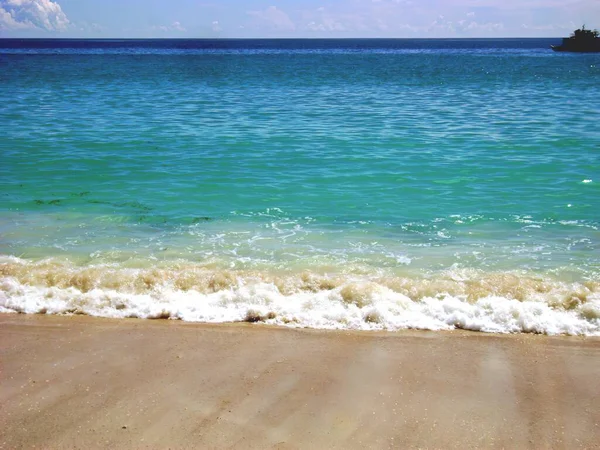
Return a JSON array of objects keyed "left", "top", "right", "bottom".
[{"left": 1, "top": 257, "right": 599, "bottom": 335}]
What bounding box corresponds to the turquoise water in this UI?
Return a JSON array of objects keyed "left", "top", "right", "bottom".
[{"left": 1, "top": 40, "right": 599, "bottom": 334}]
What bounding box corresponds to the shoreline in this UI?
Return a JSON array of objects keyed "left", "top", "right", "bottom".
[
  {"left": 2, "top": 313, "right": 599, "bottom": 449},
  {"left": 1, "top": 311, "right": 598, "bottom": 339},
  {"left": 3, "top": 256, "right": 599, "bottom": 335}
]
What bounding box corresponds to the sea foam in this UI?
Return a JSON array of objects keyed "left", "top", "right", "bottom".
[{"left": 1, "top": 258, "right": 598, "bottom": 336}]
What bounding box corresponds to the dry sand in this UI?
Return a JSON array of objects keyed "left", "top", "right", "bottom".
[{"left": 1, "top": 314, "right": 599, "bottom": 449}]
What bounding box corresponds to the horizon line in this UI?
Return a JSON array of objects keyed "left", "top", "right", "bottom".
[{"left": 0, "top": 36, "right": 564, "bottom": 40}]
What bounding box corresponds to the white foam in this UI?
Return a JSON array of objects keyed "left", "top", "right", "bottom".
[{"left": 1, "top": 276, "right": 598, "bottom": 336}]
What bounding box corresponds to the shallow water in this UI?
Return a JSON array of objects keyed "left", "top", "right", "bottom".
[{"left": 1, "top": 39, "right": 599, "bottom": 334}]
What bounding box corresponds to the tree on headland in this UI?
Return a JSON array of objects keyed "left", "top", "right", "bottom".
[{"left": 571, "top": 25, "right": 599, "bottom": 40}]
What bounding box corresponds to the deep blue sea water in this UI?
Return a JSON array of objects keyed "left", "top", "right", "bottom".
[{"left": 1, "top": 39, "right": 599, "bottom": 334}]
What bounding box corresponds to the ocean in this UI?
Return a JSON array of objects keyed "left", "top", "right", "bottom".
[{"left": 1, "top": 38, "right": 599, "bottom": 334}]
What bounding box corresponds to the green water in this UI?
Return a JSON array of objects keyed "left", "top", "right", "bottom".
[{"left": 1, "top": 40, "right": 599, "bottom": 333}]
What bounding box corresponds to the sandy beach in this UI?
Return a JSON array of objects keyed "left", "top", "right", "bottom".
[{"left": 1, "top": 314, "right": 599, "bottom": 449}]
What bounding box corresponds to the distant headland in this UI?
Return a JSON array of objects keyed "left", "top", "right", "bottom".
[{"left": 551, "top": 25, "right": 600, "bottom": 52}]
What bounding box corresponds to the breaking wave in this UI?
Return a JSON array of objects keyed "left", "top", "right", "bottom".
[{"left": 1, "top": 257, "right": 599, "bottom": 335}]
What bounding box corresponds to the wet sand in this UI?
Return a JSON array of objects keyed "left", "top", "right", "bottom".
[{"left": 1, "top": 314, "right": 599, "bottom": 449}]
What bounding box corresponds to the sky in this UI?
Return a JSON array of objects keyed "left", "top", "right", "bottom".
[{"left": 0, "top": 0, "right": 598, "bottom": 38}]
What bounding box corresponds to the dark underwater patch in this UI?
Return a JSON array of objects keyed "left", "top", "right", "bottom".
[
  {"left": 192, "top": 216, "right": 212, "bottom": 223},
  {"left": 34, "top": 199, "right": 63, "bottom": 206}
]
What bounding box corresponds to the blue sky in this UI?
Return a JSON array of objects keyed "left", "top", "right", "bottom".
[{"left": 0, "top": 0, "right": 598, "bottom": 38}]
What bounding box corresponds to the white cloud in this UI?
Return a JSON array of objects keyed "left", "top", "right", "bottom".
[
  {"left": 306, "top": 16, "right": 346, "bottom": 32},
  {"left": 171, "top": 21, "right": 185, "bottom": 31},
  {"left": 0, "top": 4, "right": 33, "bottom": 29},
  {"left": 77, "top": 21, "right": 104, "bottom": 33},
  {"left": 301, "top": 7, "right": 367, "bottom": 33},
  {"left": 152, "top": 21, "right": 186, "bottom": 33},
  {"left": 427, "top": 14, "right": 504, "bottom": 35},
  {"left": 465, "top": 21, "right": 504, "bottom": 32},
  {"left": 212, "top": 20, "right": 221, "bottom": 32},
  {"left": 0, "top": 0, "right": 69, "bottom": 31},
  {"left": 307, "top": 20, "right": 346, "bottom": 32},
  {"left": 247, "top": 6, "right": 296, "bottom": 31}
]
